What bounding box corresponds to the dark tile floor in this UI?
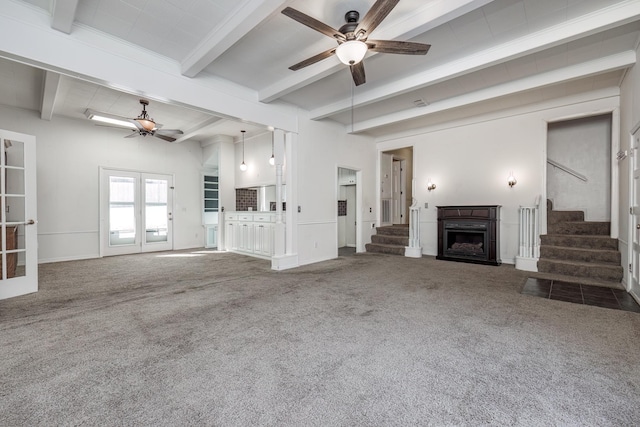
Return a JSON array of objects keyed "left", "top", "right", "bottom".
[
  {"left": 338, "top": 247, "right": 356, "bottom": 257},
  {"left": 522, "top": 278, "right": 640, "bottom": 313}
]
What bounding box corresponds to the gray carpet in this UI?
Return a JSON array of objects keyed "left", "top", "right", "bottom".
[{"left": 1, "top": 250, "right": 639, "bottom": 426}]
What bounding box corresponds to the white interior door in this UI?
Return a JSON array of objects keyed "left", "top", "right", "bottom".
[
  {"left": 392, "top": 160, "right": 402, "bottom": 224},
  {"left": 101, "top": 169, "right": 173, "bottom": 256},
  {"left": 0, "top": 130, "right": 37, "bottom": 300},
  {"left": 631, "top": 131, "right": 640, "bottom": 292}
]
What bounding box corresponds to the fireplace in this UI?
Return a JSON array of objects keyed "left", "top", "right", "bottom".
[{"left": 437, "top": 205, "right": 501, "bottom": 266}]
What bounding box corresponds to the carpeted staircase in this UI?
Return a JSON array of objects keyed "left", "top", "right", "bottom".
[
  {"left": 366, "top": 224, "right": 409, "bottom": 255},
  {"left": 537, "top": 200, "right": 623, "bottom": 286}
]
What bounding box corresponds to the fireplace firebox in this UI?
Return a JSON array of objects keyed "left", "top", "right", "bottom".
[{"left": 437, "top": 205, "right": 501, "bottom": 266}]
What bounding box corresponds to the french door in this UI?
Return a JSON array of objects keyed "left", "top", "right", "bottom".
[
  {"left": 0, "top": 130, "right": 37, "bottom": 300},
  {"left": 100, "top": 169, "right": 173, "bottom": 256},
  {"left": 631, "top": 130, "right": 640, "bottom": 293}
]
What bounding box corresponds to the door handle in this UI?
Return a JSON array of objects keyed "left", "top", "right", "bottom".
[
  {"left": 25, "top": 219, "right": 35, "bottom": 225},
  {"left": 637, "top": 224, "right": 640, "bottom": 230}
]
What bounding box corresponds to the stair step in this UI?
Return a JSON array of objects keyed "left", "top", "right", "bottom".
[
  {"left": 527, "top": 271, "right": 623, "bottom": 289},
  {"left": 365, "top": 242, "right": 405, "bottom": 256},
  {"left": 371, "top": 234, "right": 409, "bottom": 246},
  {"left": 540, "top": 245, "right": 621, "bottom": 264},
  {"left": 537, "top": 259, "right": 623, "bottom": 282},
  {"left": 376, "top": 226, "right": 410, "bottom": 237},
  {"left": 547, "top": 221, "right": 610, "bottom": 235},
  {"left": 540, "top": 234, "right": 618, "bottom": 251},
  {"left": 547, "top": 210, "right": 584, "bottom": 224}
]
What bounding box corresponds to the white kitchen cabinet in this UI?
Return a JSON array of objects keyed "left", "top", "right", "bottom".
[
  {"left": 224, "top": 212, "right": 279, "bottom": 259},
  {"left": 338, "top": 168, "right": 356, "bottom": 185},
  {"left": 205, "top": 225, "right": 218, "bottom": 248},
  {"left": 254, "top": 223, "right": 274, "bottom": 256}
]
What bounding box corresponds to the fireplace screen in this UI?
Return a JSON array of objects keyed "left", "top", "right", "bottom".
[{"left": 444, "top": 223, "right": 488, "bottom": 260}]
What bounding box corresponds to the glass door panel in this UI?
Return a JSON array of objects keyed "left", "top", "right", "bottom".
[
  {"left": 109, "top": 176, "right": 137, "bottom": 246},
  {"left": 0, "top": 132, "right": 37, "bottom": 300},
  {"left": 144, "top": 178, "right": 168, "bottom": 244}
]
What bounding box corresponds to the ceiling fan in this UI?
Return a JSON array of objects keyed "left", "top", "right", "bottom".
[
  {"left": 126, "top": 99, "right": 184, "bottom": 142},
  {"left": 87, "top": 99, "right": 184, "bottom": 142},
  {"left": 282, "top": 0, "right": 431, "bottom": 86}
]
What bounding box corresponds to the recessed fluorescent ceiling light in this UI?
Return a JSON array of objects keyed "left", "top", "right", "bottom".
[{"left": 84, "top": 109, "right": 136, "bottom": 129}]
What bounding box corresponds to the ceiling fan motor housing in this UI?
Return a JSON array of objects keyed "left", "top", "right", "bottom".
[{"left": 339, "top": 11, "right": 360, "bottom": 37}]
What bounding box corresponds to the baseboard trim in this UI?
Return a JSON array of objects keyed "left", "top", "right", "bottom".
[
  {"left": 404, "top": 246, "right": 422, "bottom": 258},
  {"left": 271, "top": 254, "right": 299, "bottom": 271},
  {"left": 515, "top": 256, "right": 538, "bottom": 272},
  {"left": 38, "top": 254, "right": 100, "bottom": 264}
]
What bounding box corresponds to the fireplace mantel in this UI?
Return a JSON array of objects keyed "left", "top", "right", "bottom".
[{"left": 436, "top": 205, "right": 501, "bottom": 266}]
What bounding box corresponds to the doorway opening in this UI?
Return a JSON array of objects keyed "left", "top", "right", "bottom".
[
  {"left": 380, "top": 147, "right": 412, "bottom": 226},
  {"left": 547, "top": 114, "right": 612, "bottom": 223},
  {"left": 337, "top": 167, "right": 358, "bottom": 255}
]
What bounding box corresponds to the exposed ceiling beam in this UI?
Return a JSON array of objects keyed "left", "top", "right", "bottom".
[
  {"left": 311, "top": 0, "right": 640, "bottom": 121},
  {"left": 40, "top": 70, "right": 61, "bottom": 121},
  {"left": 259, "top": 0, "right": 494, "bottom": 103},
  {"left": 172, "top": 117, "right": 224, "bottom": 144},
  {"left": 0, "top": 1, "right": 297, "bottom": 132},
  {"left": 181, "top": 0, "right": 289, "bottom": 78},
  {"left": 351, "top": 50, "right": 636, "bottom": 133},
  {"left": 51, "top": 0, "right": 78, "bottom": 34}
]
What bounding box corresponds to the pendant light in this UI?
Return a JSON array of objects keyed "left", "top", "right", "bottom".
[
  {"left": 239, "top": 130, "right": 247, "bottom": 171},
  {"left": 269, "top": 131, "right": 275, "bottom": 166}
]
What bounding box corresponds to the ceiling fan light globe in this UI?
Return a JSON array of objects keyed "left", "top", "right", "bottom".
[
  {"left": 136, "top": 118, "right": 156, "bottom": 132},
  {"left": 336, "top": 40, "right": 367, "bottom": 66}
]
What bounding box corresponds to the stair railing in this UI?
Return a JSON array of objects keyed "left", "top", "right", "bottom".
[
  {"left": 405, "top": 198, "right": 422, "bottom": 258},
  {"left": 515, "top": 196, "right": 540, "bottom": 272},
  {"left": 547, "top": 158, "right": 587, "bottom": 182}
]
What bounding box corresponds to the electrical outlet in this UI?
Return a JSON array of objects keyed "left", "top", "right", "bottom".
[
  {"left": 424, "top": 203, "right": 428, "bottom": 209},
  {"left": 371, "top": 223, "right": 375, "bottom": 228},
  {"left": 369, "top": 207, "right": 372, "bottom": 213}
]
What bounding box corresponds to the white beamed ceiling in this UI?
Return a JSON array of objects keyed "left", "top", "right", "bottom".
[{"left": 3, "top": 0, "right": 640, "bottom": 140}]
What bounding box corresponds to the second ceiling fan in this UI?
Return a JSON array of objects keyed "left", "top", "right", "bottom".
[
  {"left": 282, "top": 0, "right": 431, "bottom": 86},
  {"left": 127, "top": 99, "right": 184, "bottom": 142}
]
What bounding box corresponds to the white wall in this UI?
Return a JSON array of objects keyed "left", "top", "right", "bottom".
[
  {"left": 235, "top": 132, "right": 281, "bottom": 189},
  {"left": 547, "top": 114, "right": 612, "bottom": 221},
  {"left": 295, "top": 114, "right": 377, "bottom": 266},
  {"left": 0, "top": 105, "right": 205, "bottom": 263},
  {"left": 377, "top": 90, "right": 620, "bottom": 265}
]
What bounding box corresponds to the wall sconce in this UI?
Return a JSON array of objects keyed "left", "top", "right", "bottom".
[
  {"left": 427, "top": 179, "right": 436, "bottom": 191},
  {"left": 507, "top": 172, "right": 517, "bottom": 187},
  {"left": 239, "top": 130, "right": 247, "bottom": 172}
]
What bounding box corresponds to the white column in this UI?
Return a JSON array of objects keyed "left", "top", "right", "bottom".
[{"left": 271, "top": 130, "right": 298, "bottom": 270}]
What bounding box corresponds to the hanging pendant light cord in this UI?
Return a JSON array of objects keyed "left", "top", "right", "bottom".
[{"left": 351, "top": 79, "right": 354, "bottom": 133}]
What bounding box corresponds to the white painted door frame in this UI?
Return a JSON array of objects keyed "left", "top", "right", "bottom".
[
  {"left": 336, "top": 165, "right": 362, "bottom": 253},
  {"left": 629, "top": 124, "right": 640, "bottom": 300}
]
